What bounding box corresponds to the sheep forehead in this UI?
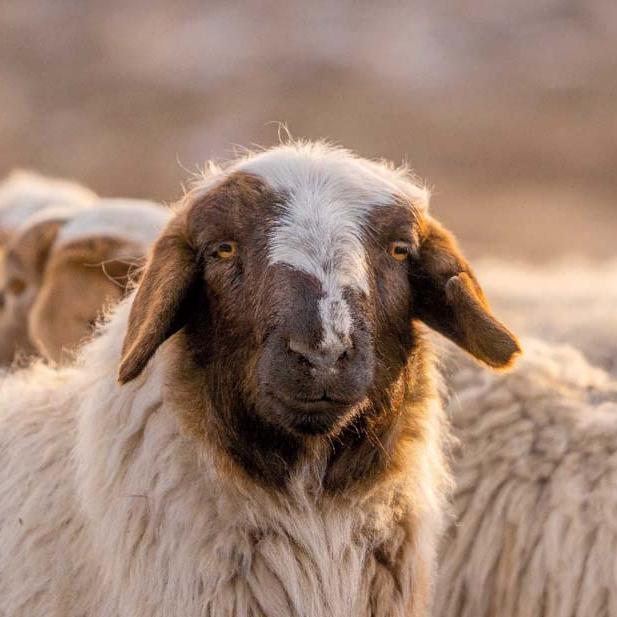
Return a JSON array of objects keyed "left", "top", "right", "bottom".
[{"left": 238, "top": 143, "right": 427, "bottom": 294}]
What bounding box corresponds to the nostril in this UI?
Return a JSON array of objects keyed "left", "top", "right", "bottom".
[{"left": 288, "top": 337, "right": 355, "bottom": 370}]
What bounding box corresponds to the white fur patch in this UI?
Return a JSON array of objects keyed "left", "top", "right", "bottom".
[
  {"left": 55, "top": 199, "right": 172, "bottom": 249},
  {"left": 318, "top": 290, "right": 353, "bottom": 350},
  {"left": 236, "top": 142, "right": 429, "bottom": 348}
]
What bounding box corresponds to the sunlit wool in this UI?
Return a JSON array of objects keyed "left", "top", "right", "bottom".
[
  {"left": 477, "top": 259, "right": 617, "bottom": 374},
  {"left": 436, "top": 339, "right": 617, "bottom": 617}
]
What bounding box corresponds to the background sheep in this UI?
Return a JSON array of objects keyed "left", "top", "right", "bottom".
[
  {"left": 0, "top": 143, "right": 519, "bottom": 617},
  {"left": 0, "top": 171, "right": 95, "bottom": 364},
  {"left": 0, "top": 170, "right": 96, "bottom": 247},
  {"left": 434, "top": 261, "right": 617, "bottom": 617},
  {"left": 436, "top": 339, "right": 617, "bottom": 617},
  {"left": 28, "top": 198, "right": 171, "bottom": 364},
  {"left": 0, "top": 190, "right": 169, "bottom": 366},
  {"left": 0, "top": 205, "right": 90, "bottom": 364}
]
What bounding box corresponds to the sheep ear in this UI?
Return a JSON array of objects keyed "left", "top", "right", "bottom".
[
  {"left": 118, "top": 218, "right": 199, "bottom": 384},
  {"left": 12, "top": 216, "right": 67, "bottom": 278},
  {"left": 410, "top": 217, "right": 521, "bottom": 369}
]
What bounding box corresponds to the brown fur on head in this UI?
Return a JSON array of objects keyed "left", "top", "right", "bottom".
[
  {"left": 29, "top": 237, "right": 144, "bottom": 364},
  {"left": 0, "top": 214, "right": 69, "bottom": 365},
  {"left": 117, "top": 148, "right": 520, "bottom": 491}
]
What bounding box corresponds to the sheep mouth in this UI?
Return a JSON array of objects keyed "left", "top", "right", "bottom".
[
  {"left": 263, "top": 391, "right": 360, "bottom": 435},
  {"left": 269, "top": 391, "right": 354, "bottom": 413}
]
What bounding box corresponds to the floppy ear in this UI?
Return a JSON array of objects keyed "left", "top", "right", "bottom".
[
  {"left": 409, "top": 217, "right": 521, "bottom": 369},
  {"left": 118, "top": 217, "right": 199, "bottom": 384},
  {"left": 14, "top": 216, "right": 69, "bottom": 281}
]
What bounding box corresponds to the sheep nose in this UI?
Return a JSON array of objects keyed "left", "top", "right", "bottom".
[{"left": 288, "top": 337, "right": 353, "bottom": 371}]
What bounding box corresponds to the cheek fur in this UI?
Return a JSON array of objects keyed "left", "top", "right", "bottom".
[
  {"left": 201, "top": 259, "right": 265, "bottom": 358},
  {"left": 370, "top": 260, "right": 413, "bottom": 362}
]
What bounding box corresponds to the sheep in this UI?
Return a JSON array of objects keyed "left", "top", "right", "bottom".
[
  {"left": 0, "top": 170, "right": 96, "bottom": 247},
  {"left": 0, "top": 196, "right": 169, "bottom": 366},
  {"left": 27, "top": 198, "right": 171, "bottom": 364},
  {"left": 435, "top": 338, "right": 617, "bottom": 617},
  {"left": 0, "top": 142, "right": 520, "bottom": 617},
  {"left": 0, "top": 205, "right": 90, "bottom": 365},
  {"left": 0, "top": 171, "right": 95, "bottom": 364},
  {"left": 432, "top": 260, "right": 617, "bottom": 617}
]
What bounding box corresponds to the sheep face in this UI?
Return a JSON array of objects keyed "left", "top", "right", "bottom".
[
  {"left": 29, "top": 237, "right": 139, "bottom": 364},
  {"left": 0, "top": 216, "right": 67, "bottom": 365},
  {"left": 118, "top": 145, "right": 520, "bottom": 485}
]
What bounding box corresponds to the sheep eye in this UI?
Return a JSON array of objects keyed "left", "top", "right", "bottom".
[
  {"left": 213, "top": 241, "right": 238, "bottom": 260},
  {"left": 388, "top": 241, "right": 409, "bottom": 262},
  {"left": 6, "top": 278, "right": 26, "bottom": 296}
]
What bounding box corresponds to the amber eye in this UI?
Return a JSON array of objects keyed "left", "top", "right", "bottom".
[
  {"left": 6, "top": 278, "right": 26, "bottom": 296},
  {"left": 389, "top": 241, "right": 409, "bottom": 262},
  {"left": 213, "top": 241, "right": 238, "bottom": 259}
]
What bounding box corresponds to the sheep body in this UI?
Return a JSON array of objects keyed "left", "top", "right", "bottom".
[
  {"left": 0, "top": 297, "right": 448, "bottom": 617},
  {"left": 436, "top": 339, "right": 617, "bottom": 617}
]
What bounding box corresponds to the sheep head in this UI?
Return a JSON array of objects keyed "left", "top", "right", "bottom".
[
  {"left": 29, "top": 236, "right": 142, "bottom": 364},
  {"left": 0, "top": 210, "right": 73, "bottom": 365},
  {"left": 118, "top": 143, "right": 520, "bottom": 486}
]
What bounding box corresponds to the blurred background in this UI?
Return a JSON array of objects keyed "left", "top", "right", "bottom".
[{"left": 1, "top": 0, "right": 615, "bottom": 261}]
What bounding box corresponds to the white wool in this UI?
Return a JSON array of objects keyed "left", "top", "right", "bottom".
[
  {"left": 55, "top": 199, "right": 172, "bottom": 250},
  {"left": 0, "top": 170, "right": 96, "bottom": 235},
  {"left": 236, "top": 141, "right": 429, "bottom": 208},
  {"left": 436, "top": 339, "right": 617, "bottom": 617}
]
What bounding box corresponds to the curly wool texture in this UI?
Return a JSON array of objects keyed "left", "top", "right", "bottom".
[{"left": 436, "top": 339, "right": 617, "bottom": 617}]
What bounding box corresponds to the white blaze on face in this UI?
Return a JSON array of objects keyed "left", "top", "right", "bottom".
[{"left": 238, "top": 143, "right": 429, "bottom": 349}]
